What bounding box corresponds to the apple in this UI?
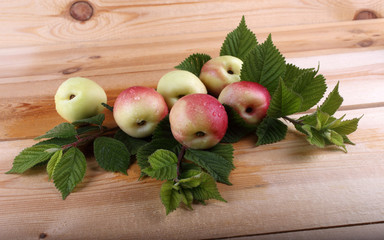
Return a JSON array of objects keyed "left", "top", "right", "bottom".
[
  {"left": 169, "top": 93, "right": 228, "bottom": 149},
  {"left": 157, "top": 70, "right": 207, "bottom": 109},
  {"left": 113, "top": 86, "right": 168, "bottom": 138},
  {"left": 199, "top": 55, "right": 243, "bottom": 97},
  {"left": 55, "top": 77, "right": 107, "bottom": 122},
  {"left": 218, "top": 81, "right": 271, "bottom": 125}
]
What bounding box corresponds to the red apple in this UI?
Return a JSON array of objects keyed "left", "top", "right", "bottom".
[
  {"left": 218, "top": 81, "right": 271, "bottom": 125},
  {"left": 169, "top": 94, "right": 228, "bottom": 149},
  {"left": 113, "top": 86, "right": 168, "bottom": 138},
  {"left": 199, "top": 56, "right": 243, "bottom": 97}
]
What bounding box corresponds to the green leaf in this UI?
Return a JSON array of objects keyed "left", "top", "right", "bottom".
[
  {"left": 160, "top": 180, "right": 182, "bottom": 215},
  {"left": 315, "top": 109, "right": 330, "bottom": 130},
  {"left": 283, "top": 63, "right": 314, "bottom": 88},
  {"left": 240, "top": 34, "right": 286, "bottom": 94},
  {"left": 6, "top": 144, "right": 60, "bottom": 174},
  {"left": 53, "top": 147, "right": 87, "bottom": 200},
  {"left": 34, "top": 123, "right": 77, "bottom": 140},
  {"left": 291, "top": 71, "right": 327, "bottom": 112},
  {"left": 179, "top": 171, "right": 203, "bottom": 189},
  {"left": 47, "top": 149, "right": 63, "bottom": 180},
  {"left": 174, "top": 53, "right": 212, "bottom": 77},
  {"left": 208, "top": 144, "right": 235, "bottom": 170},
  {"left": 93, "top": 137, "right": 131, "bottom": 175},
  {"left": 136, "top": 139, "right": 181, "bottom": 172},
  {"left": 180, "top": 188, "right": 194, "bottom": 210},
  {"left": 324, "top": 130, "right": 345, "bottom": 146},
  {"left": 189, "top": 172, "right": 226, "bottom": 202},
  {"left": 152, "top": 115, "right": 177, "bottom": 142},
  {"left": 114, "top": 129, "right": 148, "bottom": 155},
  {"left": 142, "top": 149, "right": 178, "bottom": 180},
  {"left": 302, "top": 125, "right": 325, "bottom": 148},
  {"left": 267, "top": 79, "right": 302, "bottom": 118},
  {"left": 343, "top": 135, "right": 355, "bottom": 145},
  {"left": 185, "top": 148, "right": 233, "bottom": 185},
  {"left": 34, "top": 136, "right": 77, "bottom": 147},
  {"left": 221, "top": 105, "right": 258, "bottom": 143},
  {"left": 320, "top": 82, "right": 343, "bottom": 115},
  {"left": 256, "top": 117, "right": 288, "bottom": 146},
  {"left": 220, "top": 16, "right": 258, "bottom": 61},
  {"left": 72, "top": 114, "right": 105, "bottom": 126},
  {"left": 332, "top": 117, "right": 362, "bottom": 135},
  {"left": 76, "top": 126, "right": 101, "bottom": 135}
]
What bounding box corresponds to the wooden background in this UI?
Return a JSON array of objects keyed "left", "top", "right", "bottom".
[{"left": 1, "top": 0, "right": 384, "bottom": 239}]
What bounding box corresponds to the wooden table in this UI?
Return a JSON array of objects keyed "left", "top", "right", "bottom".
[{"left": 1, "top": 1, "right": 384, "bottom": 239}]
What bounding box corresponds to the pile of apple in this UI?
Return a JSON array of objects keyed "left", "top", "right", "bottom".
[{"left": 55, "top": 55, "right": 271, "bottom": 150}]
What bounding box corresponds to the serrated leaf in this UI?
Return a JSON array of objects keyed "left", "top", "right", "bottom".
[
  {"left": 47, "top": 149, "right": 63, "bottom": 180},
  {"left": 152, "top": 115, "right": 177, "bottom": 142},
  {"left": 72, "top": 113, "right": 105, "bottom": 126},
  {"left": 93, "top": 137, "right": 131, "bottom": 175},
  {"left": 160, "top": 180, "right": 182, "bottom": 215},
  {"left": 76, "top": 126, "right": 101, "bottom": 135},
  {"left": 220, "top": 16, "right": 258, "bottom": 61},
  {"left": 284, "top": 63, "right": 315, "bottom": 88},
  {"left": 208, "top": 144, "right": 235, "bottom": 169},
  {"left": 142, "top": 149, "right": 178, "bottom": 180},
  {"left": 240, "top": 34, "right": 286, "bottom": 94},
  {"left": 53, "top": 147, "right": 86, "bottom": 200},
  {"left": 184, "top": 149, "right": 233, "bottom": 185},
  {"left": 181, "top": 188, "right": 194, "bottom": 210},
  {"left": 189, "top": 172, "right": 226, "bottom": 202},
  {"left": 114, "top": 129, "right": 149, "bottom": 155},
  {"left": 331, "top": 117, "right": 362, "bottom": 136},
  {"left": 291, "top": 71, "right": 327, "bottom": 112},
  {"left": 175, "top": 53, "right": 212, "bottom": 77},
  {"left": 221, "top": 105, "right": 258, "bottom": 143},
  {"left": 302, "top": 125, "right": 325, "bottom": 148},
  {"left": 343, "top": 135, "right": 355, "bottom": 145},
  {"left": 256, "top": 117, "right": 288, "bottom": 146},
  {"left": 34, "top": 136, "right": 77, "bottom": 147},
  {"left": 267, "top": 79, "right": 302, "bottom": 118},
  {"left": 320, "top": 82, "right": 343, "bottom": 115},
  {"left": 136, "top": 139, "right": 181, "bottom": 172},
  {"left": 315, "top": 109, "right": 330, "bottom": 130},
  {"left": 6, "top": 144, "right": 60, "bottom": 174},
  {"left": 179, "top": 172, "right": 203, "bottom": 189},
  {"left": 34, "top": 123, "right": 77, "bottom": 140}
]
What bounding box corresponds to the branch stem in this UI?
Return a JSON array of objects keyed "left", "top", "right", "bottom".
[
  {"left": 176, "top": 145, "right": 187, "bottom": 181},
  {"left": 282, "top": 116, "right": 303, "bottom": 126}
]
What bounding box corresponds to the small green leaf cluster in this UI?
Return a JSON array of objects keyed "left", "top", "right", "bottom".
[{"left": 136, "top": 116, "right": 232, "bottom": 214}]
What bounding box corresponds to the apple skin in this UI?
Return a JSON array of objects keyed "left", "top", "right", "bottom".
[
  {"left": 157, "top": 70, "right": 207, "bottom": 109},
  {"left": 55, "top": 77, "right": 107, "bottom": 122},
  {"left": 113, "top": 86, "right": 168, "bottom": 138},
  {"left": 169, "top": 93, "right": 228, "bottom": 149},
  {"left": 199, "top": 55, "right": 243, "bottom": 97},
  {"left": 218, "top": 81, "right": 271, "bottom": 125}
]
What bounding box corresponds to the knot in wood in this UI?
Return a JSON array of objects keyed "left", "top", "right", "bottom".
[
  {"left": 353, "top": 10, "right": 378, "bottom": 20},
  {"left": 70, "top": 1, "right": 94, "bottom": 21}
]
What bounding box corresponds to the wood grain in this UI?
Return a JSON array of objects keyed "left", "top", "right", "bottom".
[
  {"left": 1, "top": 0, "right": 383, "bottom": 48},
  {"left": 0, "top": 0, "right": 383, "bottom": 239}
]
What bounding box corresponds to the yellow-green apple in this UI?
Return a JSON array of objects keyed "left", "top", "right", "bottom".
[
  {"left": 169, "top": 93, "right": 228, "bottom": 149},
  {"left": 55, "top": 77, "right": 107, "bottom": 122},
  {"left": 157, "top": 70, "right": 207, "bottom": 109},
  {"left": 113, "top": 86, "right": 168, "bottom": 138},
  {"left": 199, "top": 55, "right": 243, "bottom": 97},
  {"left": 218, "top": 81, "right": 271, "bottom": 125}
]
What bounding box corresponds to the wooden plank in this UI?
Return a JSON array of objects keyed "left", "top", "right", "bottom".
[
  {"left": 1, "top": 48, "right": 382, "bottom": 140},
  {"left": 231, "top": 223, "right": 384, "bottom": 240},
  {"left": 0, "top": 105, "right": 382, "bottom": 239},
  {"left": 0, "top": 0, "right": 382, "bottom": 48}
]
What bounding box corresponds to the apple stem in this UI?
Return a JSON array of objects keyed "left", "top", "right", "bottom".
[
  {"left": 282, "top": 116, "right": 303, "bottom": 126},
  {"left": 176, "top": 145, "right": 187, "bottom": 181}
]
